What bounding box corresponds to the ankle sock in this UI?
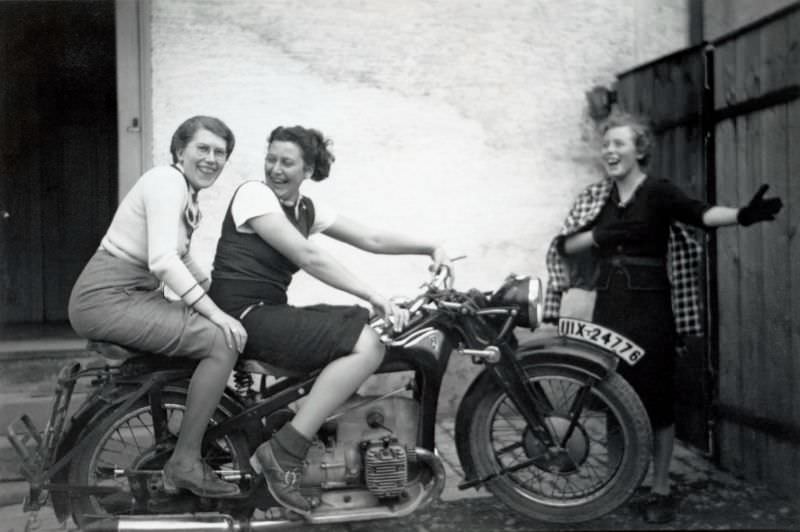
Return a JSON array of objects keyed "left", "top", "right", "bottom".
[{"left": 271, "top": 422, "right": 312, "bottom": 469}]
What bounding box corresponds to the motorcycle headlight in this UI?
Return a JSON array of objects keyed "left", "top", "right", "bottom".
[{"left": 489, "top": 274, "right": 543, "bottom": 329}]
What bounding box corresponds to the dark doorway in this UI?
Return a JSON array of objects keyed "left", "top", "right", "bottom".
[{"left": 0, "top": 1, "right": 117, "bottom": 326}]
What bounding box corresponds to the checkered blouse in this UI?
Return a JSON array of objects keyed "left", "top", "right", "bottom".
[{"left": 544, "top": 177, "right": 705, "bottom": 336}]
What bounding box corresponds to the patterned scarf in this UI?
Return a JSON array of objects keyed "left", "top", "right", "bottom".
[
  {"left": 172, "top": 164, "right": 202, "bottom": 239},
  {"left": 543, "top": 177, "right": 704, "bottom": 336}
]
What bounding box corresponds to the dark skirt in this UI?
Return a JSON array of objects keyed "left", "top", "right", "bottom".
[
  {"left": 593, "top": 264, "right": 677, "bottom": 429},
  {"left": 240, "top": 302, "right": 370, "bottom": 373}
]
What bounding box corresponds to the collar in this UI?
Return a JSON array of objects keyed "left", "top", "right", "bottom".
[
  {"left": 171, "top": 162, "right": 199, "bottom": 198},
  {"left": 280, "top": 194, "right": 304, "bottom": 219}
]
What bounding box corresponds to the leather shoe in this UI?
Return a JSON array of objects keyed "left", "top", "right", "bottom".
[
  {"left": 250, "top": 440, "right": 311, "bottom": 517},
  {"left": 163, "top": 459, "right": 240, "bottom": 498},
  {"left": 642, "top": 492, "right": 676, "bottom": 524}
]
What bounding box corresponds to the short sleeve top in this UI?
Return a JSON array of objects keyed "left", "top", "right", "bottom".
[{"left": 210, "top": 181, "right": 336, "bottom": 310}]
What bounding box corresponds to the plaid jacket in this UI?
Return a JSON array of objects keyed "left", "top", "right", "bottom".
[{"left": 544, "top": 178, "right": 704, "bottom": 336}]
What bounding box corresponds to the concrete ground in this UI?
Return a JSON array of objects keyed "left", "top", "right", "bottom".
[{"left": 1, "top": 418, "right": 798, "bottom": 532}]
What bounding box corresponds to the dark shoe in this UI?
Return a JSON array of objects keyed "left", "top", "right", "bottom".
[
  {"left": 250, "top": 440, "right": 311, "bottom": 517},
  {"left": 163, "top": 459, "right": 241, "bottom": 498},
  {"left": 642, "top": 492, "right": 676, "bottom": 524}
]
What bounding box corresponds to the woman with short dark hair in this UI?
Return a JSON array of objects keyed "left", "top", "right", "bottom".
[{"left": 210, "top": 125, "right": 452, "bottom": 516}]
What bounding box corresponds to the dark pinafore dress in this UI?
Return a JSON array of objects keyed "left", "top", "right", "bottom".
[{"left": 209, "top": 185, "right": 369, "bottom": 373}]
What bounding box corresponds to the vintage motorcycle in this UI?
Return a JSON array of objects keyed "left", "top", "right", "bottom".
[{"left": 8, "top": 266, "right": 652, "bottom": 531}]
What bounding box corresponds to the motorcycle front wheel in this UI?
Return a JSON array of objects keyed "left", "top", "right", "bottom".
[
  {"left": 67, "top": 388, "right": 252, "bottom": 529},
  {"left": 468, "top": 361, "right": 652, "bottom": 523}
]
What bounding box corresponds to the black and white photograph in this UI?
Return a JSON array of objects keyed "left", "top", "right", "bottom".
[{"left": 0, "top": 0, "right": 798, "bottom": 530}]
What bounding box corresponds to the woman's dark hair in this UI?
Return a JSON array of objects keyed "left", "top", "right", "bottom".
[
  {"left": 268, "top": 126, "right": 335, "bottom": 181},
  {"left": 170, "top": 115, "right": 236, "bottom": 163},
  {"left": 600, "top": 111, "right": 654, "bottom": 168}
]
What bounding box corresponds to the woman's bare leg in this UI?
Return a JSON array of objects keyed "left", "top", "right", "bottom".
[
  {"left": 171, "top": 332, "right": 238, "bottom": 461},
  {"left": 290, "top": 326, "right": 384, "bottom": 438}
]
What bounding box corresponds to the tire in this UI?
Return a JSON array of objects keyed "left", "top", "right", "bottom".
[
  {"left": 468, "top": 362, "right": 652, "bottom": 523},
  {"left": 68, "top": 387, "right": 251, "bottom": 529}
]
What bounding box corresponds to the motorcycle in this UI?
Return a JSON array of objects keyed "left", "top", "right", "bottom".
[{"left": 8, "top": 266, "right": 652, "bottom": 531}]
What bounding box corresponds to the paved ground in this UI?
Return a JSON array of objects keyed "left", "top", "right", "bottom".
[{"left": 1, "top": 418, "right": 798, "bottom": 532}]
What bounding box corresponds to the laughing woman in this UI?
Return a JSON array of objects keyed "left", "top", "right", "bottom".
[
  {"left": 544, "top": 111, "right": 783, "bottom": 524},
  {"left": 209, "top": 125, "right": 452, "bottom": 516}
]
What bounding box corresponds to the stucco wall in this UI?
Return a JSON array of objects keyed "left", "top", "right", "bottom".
[{"left": 147, "top": 0, "right": 688, "bottom": 412}]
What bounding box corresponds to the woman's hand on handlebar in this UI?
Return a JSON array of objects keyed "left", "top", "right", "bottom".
[
  {"left": 430, "top": 246, "right": 456, "bottom": 288},
  {"left": 370, "top": 294, "right": 410, "bottom": 333},
  {"left": 209, "top": 311, "right": 248, "bottom": 353}
]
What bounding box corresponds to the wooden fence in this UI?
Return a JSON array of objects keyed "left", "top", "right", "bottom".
[
  {"left": 615, "top": 2, "right": 800, "bottom": 497},
  {"left": 712, "top": 4, "right": 800, "bottom": 497}
]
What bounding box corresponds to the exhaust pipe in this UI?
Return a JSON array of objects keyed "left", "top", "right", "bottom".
[
  {"left": 83, "top": 513, "right": 299, "bottom": 532},
  {"left": 84, "top": 448, "right": 445, "bottom": 532}
]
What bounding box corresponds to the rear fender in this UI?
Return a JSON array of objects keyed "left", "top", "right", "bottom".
[{"left": 453, "top": 335, "right": 619, "bottom": 486}]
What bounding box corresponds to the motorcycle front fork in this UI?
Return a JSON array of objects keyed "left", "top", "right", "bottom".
[{"left": 489, "top": 343, "right": 598, "bottom": 452}]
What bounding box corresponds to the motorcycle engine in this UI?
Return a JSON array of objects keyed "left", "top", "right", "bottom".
[{"left": 302, "top": 395, "right": 418, "bottom": 498}]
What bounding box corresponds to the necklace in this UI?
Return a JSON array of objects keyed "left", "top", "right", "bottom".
[{"left": 616, "top": 174, "right": 647, "bottom": 208}]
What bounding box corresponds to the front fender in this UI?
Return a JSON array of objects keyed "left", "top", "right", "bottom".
[{"left": 453, "top": 334, "right": 620, "bottom": 487}]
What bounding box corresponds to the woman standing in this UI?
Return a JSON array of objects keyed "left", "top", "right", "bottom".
[
  {"left": 209, "top": 125, "right": 452, "bottom": 516},
  {"left": 545, "top": 112, "right": 782, "bottom": 523},
  {"left": 69, "top": 116, "right": 248, "bottom": 498}
]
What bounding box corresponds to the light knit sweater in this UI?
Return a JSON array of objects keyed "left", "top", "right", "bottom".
[{"left": 101, "top": 165, "right": 207, "bottom": 306}]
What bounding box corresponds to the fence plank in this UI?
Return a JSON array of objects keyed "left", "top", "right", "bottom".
[
  {"left": 715, "top": 117, "right": 742, "bottom": 470},
  {"left": 760, "top": 13, "right": 790, "bottom": 94},
  {"left": 788, "top": 96, "right": 800, "bottom": 494},
  {"left": 790, "top": 9, "right": 800, "bottom": 87},
  {"left": 714, "top": 39, "right": 737, "bottom": 110},
  {"left": 736, "top": 23, "right": 764, "bottom": 102},
  {"left": 739, "top": 110, "right": 767, "bottom": 480},
  {"left": 759, "top": 103, "right": 793, "bottom": 489}
]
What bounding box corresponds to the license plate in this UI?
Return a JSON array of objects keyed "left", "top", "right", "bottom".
[{"left": 557, "top": 318, "right": 645, "bottom": 366}]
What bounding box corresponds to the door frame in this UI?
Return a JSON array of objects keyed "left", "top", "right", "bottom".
[{"left": 115, "top": 0, "right": 153, "bottom": 200}]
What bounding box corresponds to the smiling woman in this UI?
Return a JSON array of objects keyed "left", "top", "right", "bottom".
[
  {"left": 208, "top": 124, "right": 454, "bottom": 516},
  {"left": 545, "top": 110, "right": 784, "bottom": 525},
  {"left": 67, "top": 115, "right": 249, "bottom": 499}
]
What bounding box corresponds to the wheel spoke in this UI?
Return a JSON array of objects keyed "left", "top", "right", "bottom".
[{"left": 487, "top": 374, "right": 623, "bottom": 500}]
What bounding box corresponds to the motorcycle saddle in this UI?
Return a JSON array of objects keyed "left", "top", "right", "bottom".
[{"left": 86, "top": 340, "right": 303, "bottom": 379}]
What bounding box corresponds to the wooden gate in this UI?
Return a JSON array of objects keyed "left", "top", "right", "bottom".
[
  {"left": 712, "top": 5, "right": 800, "bottom": 497},
  {"left": 613, "top": 2, "right": 800, "bottom": 497}
]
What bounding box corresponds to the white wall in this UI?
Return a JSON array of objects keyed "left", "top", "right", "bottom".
[{"left": 147, "top": 0, "right": 688, "bottom": 411}]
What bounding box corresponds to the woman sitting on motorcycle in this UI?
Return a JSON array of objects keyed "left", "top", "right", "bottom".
[
  {"left": 208, "top": 125, "right": 452, "bottom": 516},
  {"left": 68, "top": 116, "right": 248, "bottom": 498}
]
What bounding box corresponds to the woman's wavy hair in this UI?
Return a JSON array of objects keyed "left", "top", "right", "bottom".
[
  {"left": 170, "top": 116, "right": 236, "bottom": 163},
  {"left": 268, "top": 126, "right": 335, "bottom": 181},
  {"left": 599, "top": 111, "right": 654, "bottom": 168}
]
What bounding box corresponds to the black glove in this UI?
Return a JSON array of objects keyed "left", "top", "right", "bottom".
[
  {"left": 591, "top": 221, "right": 650, "bottom": 248},
  {"left": 737, "top": 184, "right": 783, "bottom": 226}
]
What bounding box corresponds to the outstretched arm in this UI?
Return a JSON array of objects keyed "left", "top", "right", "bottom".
[
  {"left": 247, "top": 212, "right": 407, "bottom": 329},
  {"left": 322, "top": 215, "right": 451, "bottom": 273}
]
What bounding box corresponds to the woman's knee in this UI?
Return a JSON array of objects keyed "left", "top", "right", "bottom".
[
  {"left": 353, "top": 326, "right": 385, "bottom": 366},
  {"left": 205, "top": 328, "right": 239, "bottom": 367}
]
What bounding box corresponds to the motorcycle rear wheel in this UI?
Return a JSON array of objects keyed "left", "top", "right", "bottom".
[
  {"left": 468, "top": 362, "right": 652, "bottom": 523},
  {"left": 68, "top": 388, "right": 251, "bottom": 529}
]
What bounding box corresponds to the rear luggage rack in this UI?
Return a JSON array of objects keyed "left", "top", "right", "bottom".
[{"left": 6, "top": 362, "right": 81, "bottom": 508}]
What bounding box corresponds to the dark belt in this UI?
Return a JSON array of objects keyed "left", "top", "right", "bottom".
[{"left": 606, "top": 255, "right": 665, "bottom": 268}]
